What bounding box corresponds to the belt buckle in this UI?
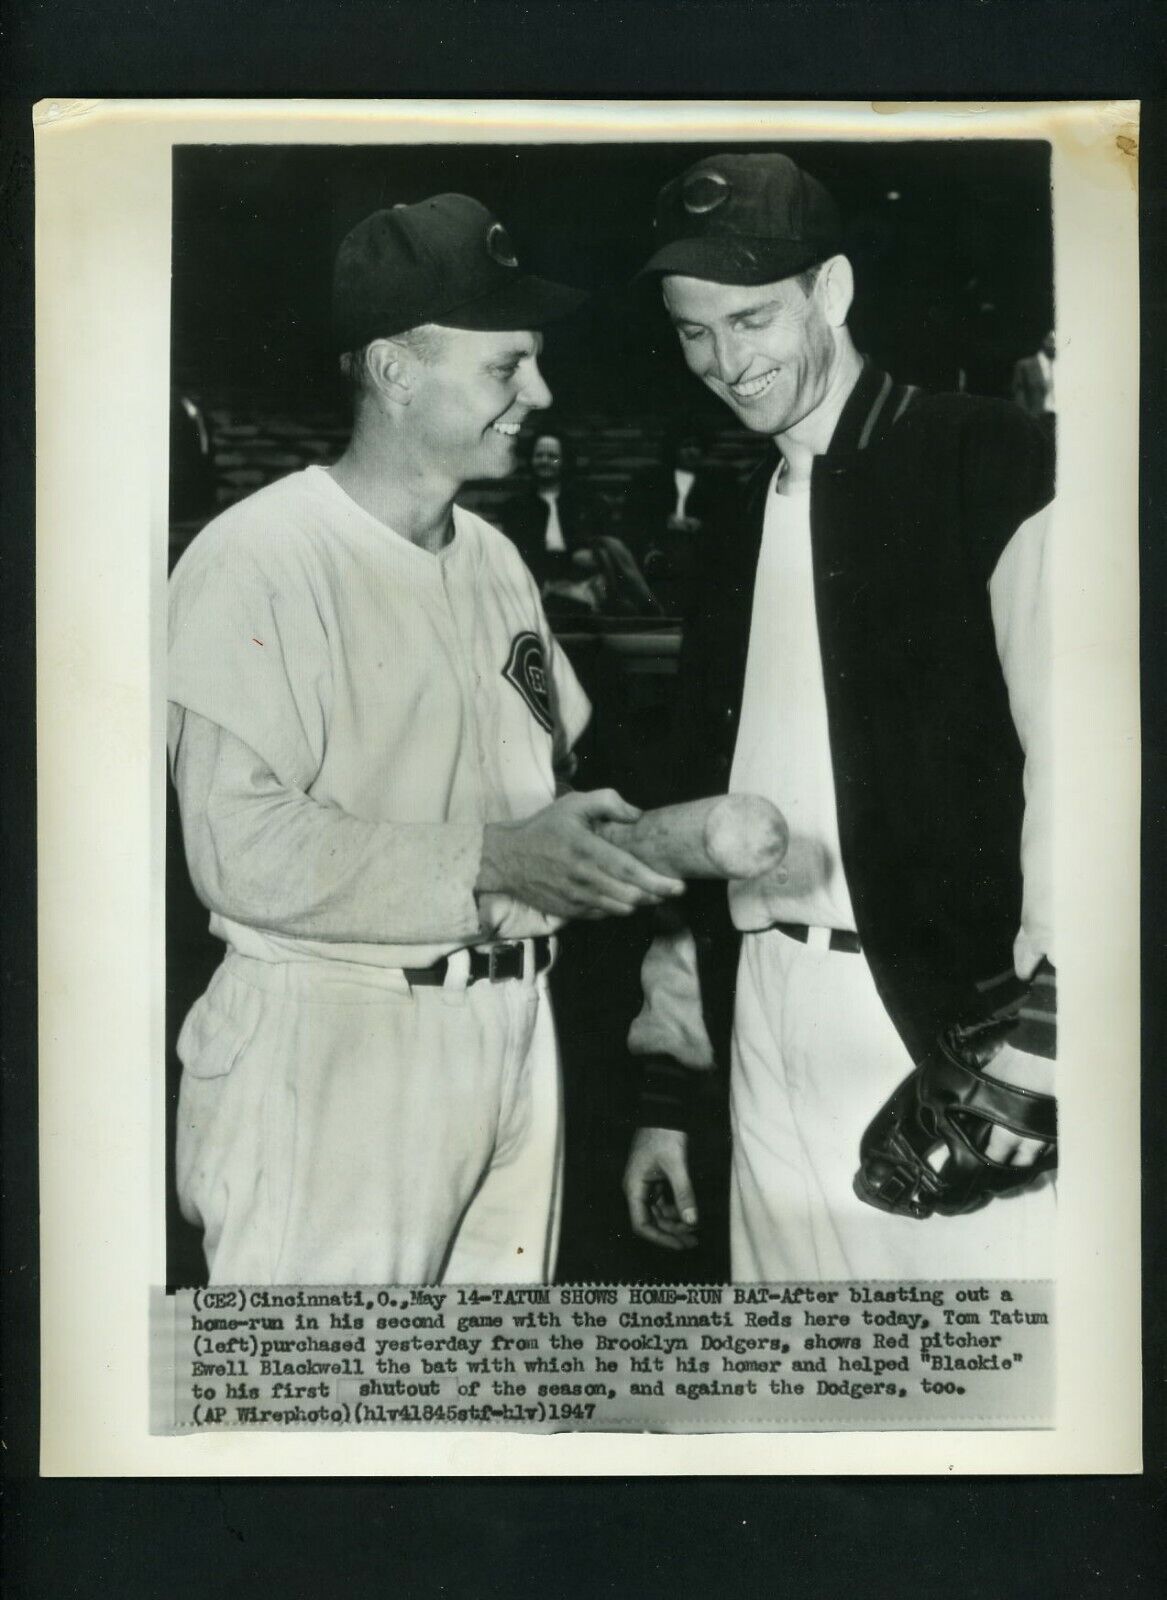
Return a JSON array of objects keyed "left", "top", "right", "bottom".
[{"left": 488, "top": 941, "right": 520, "bottom": 981}]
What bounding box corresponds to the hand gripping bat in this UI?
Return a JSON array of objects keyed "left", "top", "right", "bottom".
[{"left": 595, "top": 794, "right": 789, "bottom": 881}]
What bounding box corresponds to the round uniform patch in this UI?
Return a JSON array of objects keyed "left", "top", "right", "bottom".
[{"left": 502, "top": 631, "right": 553, "bottom": 733}]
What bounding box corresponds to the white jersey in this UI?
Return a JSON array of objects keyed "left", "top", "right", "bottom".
[{"left": 168, "top": 465, "right": 590, "bottom": 968}]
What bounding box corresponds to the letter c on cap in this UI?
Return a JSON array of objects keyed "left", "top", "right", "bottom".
[
  {"left": 486, "top": 222, "right": 519, "bottom": 267},
  {"left": 682, "top": 171, "right": 730, "bottom": 214}
]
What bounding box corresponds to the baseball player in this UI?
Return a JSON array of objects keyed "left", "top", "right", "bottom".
[
  {"left": 622, "top": 154, "right": 1058, "bottom": 1281},
  {"left": 169, "top": 194, "right": 684, "bottom": 1286}
]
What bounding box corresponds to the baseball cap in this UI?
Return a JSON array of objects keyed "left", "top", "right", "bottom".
[
  {"left": 332, "top": 193, "right": 587, "bottom": 351},
  {"left": 638, "top": 153, "right": 842, "bottom": 285}
]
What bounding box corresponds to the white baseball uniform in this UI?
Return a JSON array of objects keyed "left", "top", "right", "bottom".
[{"left": 169, "top": 465, "right": 590, "bottom": 1285}]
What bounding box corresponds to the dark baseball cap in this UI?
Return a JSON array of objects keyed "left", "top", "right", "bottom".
[
  {"left": 332, "top": 193, "right": 588, "bottom": 351},
  {"left": 638, "top": 153, "right": 842, "bottom": 285}
]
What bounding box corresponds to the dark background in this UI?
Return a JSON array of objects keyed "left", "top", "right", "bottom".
[
  {"left": 3, "top": 0, "right": 1164, "bottom": 1593},
  {"left": 165, "top": 136, "right": 1053, "bottom": 1290},
  {"left": 171, "top": 138, "right": 1054, "bottom": 406},
  {"left": 167, "top": 139, "right": 1056, "bottom": 563}
]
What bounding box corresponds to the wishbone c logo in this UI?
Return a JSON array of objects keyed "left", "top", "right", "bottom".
[
  {"left": 502, "top": 632, "right": 553, "bottom": 733},
  {"left": 682, "top": 171, "right": 731, "bottom": 215},
  {"left": 486, "top": 223, "right": 519, "bottom": 268}
]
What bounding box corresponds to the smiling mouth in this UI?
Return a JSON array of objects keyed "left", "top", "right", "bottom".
[
  {"left": 491, "top": 421, "right": 521, "bottom": 438},
  {"left": 728, "top": 370, "right": 779, "bottom": 401}
]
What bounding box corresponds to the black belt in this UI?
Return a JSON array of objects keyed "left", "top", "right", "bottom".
[
  {"left": 404, "top": 936, "right": 554, "bottom": 987},
  {"left": 772, "top": 921, "right": 862, "bottom": 955}
]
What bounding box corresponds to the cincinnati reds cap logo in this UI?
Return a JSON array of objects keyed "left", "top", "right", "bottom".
[
  {"left": 486, "top": 222, "right": 519, "bottom": 268},
  {"left": 682, "top": 170, "right": 731, "bottom": 214},
  {"left": 502, "top": 631, "right": 553, "bottom": 732}
]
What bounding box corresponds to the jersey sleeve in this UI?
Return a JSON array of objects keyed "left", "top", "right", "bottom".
[
  {"left": 989, "top": 503, "right": 1057, "bottom": 1059},
  {"left": 169, "top": 548, "right": 328, "bottom": 794},
  {"left": 169, "top": 705, "right": 486, "bottom": 946}
]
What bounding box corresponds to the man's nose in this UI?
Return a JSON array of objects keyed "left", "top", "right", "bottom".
[
  {"left": 521, "top": 359, "right": 554, "bottom": 411},
  {"left": 709, "top": 328, "right": 750, "bottom": 385}
]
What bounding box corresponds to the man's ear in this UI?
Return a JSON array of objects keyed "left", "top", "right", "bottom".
[
  {"left": 365, "top": 338, "right": 413, "bottom": 407},
  {"left": 817, "top": 254, "right": 855, "bottom": 329}
]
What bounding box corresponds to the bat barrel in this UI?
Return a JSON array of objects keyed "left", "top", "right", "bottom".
[{"left": 596, "top": 794, "right": 788, "bottom": 880}]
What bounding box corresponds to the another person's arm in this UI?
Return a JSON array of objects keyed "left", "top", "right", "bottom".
[
  {"left": 622, "top": 925, "right": 713, "bottom": 1250},
  {"left": 979, "top": 499, "right": 1056, "bottom": 1162}
]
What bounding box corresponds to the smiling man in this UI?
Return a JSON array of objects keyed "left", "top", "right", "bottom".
[
  {"left": 168, "top": 194, "right": 683, "bottom": 1286},
  {"left": 622, "top": 154, "right": 1058, "bottom": 1281}
]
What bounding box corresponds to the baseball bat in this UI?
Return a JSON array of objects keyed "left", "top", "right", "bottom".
[{"left": 595, "top": 794, "right": 788, "bottom": 880}]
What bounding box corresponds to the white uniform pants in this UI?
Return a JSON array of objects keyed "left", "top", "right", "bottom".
[
  {"left": 175, "top": 950, "right": 562, "bottom": 1286},
  {"left": 730, "top": 928, "right": 1056, "bottom": 1282}
]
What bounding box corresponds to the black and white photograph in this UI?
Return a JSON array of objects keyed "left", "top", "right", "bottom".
[
  {"left": 34, "top": 99, "right": 1141, "bottom": 1471},
  {"left": 166, "top": 135, "right": 1058, "bottom": 1291}
]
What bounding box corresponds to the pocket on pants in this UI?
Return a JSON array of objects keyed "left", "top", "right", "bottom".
[
  {"left": 174, "top": 974, "right": 262, "bottom": 1236},
  {"left": 176, "top": 973, "right": 255, "bottom": 1081}
]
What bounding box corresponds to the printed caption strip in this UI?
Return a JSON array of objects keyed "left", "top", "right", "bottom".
[{"left": 152, "top": 1280, "right": 1053, "bottom": 1433}]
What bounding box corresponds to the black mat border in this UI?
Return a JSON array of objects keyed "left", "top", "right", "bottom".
[{"left": 2, "top": 3, "right": 1163, "bottom": 1596}]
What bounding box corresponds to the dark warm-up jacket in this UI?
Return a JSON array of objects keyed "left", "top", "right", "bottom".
[{"left": 637, "top": 362, "right": 1057, "bottom": 1129}]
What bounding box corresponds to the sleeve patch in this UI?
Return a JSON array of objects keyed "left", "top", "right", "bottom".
[{"left": 502, "top": 631, "right": 554, "bottom": 733}]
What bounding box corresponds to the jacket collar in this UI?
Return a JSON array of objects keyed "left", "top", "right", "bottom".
[
  {"left": 821, "top": 359, "right": 895, "bottom": 461},
  {"left": 739, "top": 360, "right": 897, "bottom": 518}
]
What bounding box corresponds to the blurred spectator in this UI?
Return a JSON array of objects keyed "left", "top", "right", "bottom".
[
  {"left": 621, "top": 418, "right": 738, "bottom": 613},
  {"left": 499, "top": 426, "right": 665, "bottom": 622},
  {"left": 1011, "top": 329, "right": 1057, "bottom": 445},
  {"left": 538, "top": 532, "right": 665, "bottom": 625},
  {"left": 497, "top": 428, "right": 609, "bottom": 587}
]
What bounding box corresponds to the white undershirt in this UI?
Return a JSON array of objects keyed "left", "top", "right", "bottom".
[
  {"left": 672, "top": 468, "right": 696, "bottom": 520},
  {"left": 538, "top": 487, "right": 567, "bottom": 552},
  {"left": 728, "top": 476, "right": 857, "bottom": 932}
]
